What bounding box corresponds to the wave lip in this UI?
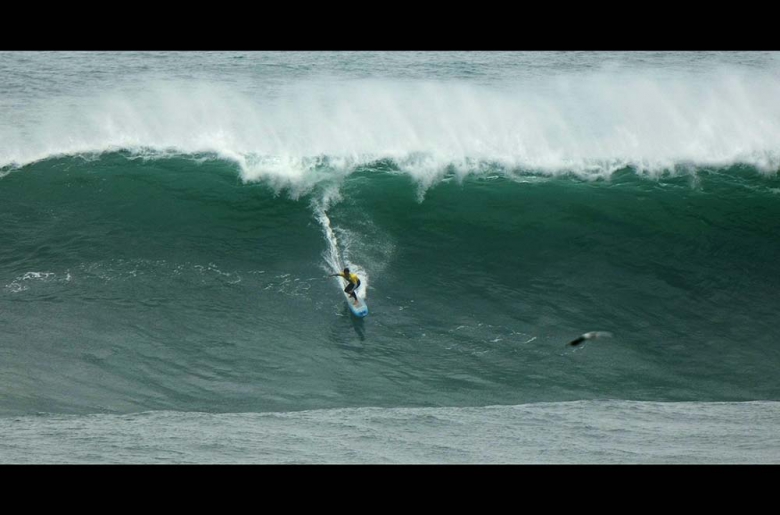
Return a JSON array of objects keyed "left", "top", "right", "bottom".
[{"left": 3, "top": 73, "right": 780, "bottom": 184}]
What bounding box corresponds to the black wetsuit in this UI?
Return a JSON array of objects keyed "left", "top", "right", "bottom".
[{"left": 343, "top": 273, "right": 360, "bottom": 298}]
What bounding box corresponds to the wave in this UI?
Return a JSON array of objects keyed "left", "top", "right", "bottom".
[
  {"left": 3, "top": 152, "right": 780, "bottom": 417},
  {"left": 2, "top": 73, "right": 780, "bottom": 189}
]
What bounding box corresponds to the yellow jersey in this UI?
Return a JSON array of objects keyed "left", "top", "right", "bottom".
[{"left": 342, "top": 272, "right": 360, "bottom": 285}]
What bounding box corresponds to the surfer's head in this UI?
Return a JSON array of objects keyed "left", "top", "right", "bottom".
[{"left": 343, "top": 267, "right": 350, "bottom": 274}]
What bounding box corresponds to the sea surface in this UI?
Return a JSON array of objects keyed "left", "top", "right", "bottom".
[{"left": 2, "top": 51, "right": 780, "bottom": 464}]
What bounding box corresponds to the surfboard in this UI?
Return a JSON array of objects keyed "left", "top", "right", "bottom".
[{"left": 338, "top": 277, "right": 368, "bottom": 317}]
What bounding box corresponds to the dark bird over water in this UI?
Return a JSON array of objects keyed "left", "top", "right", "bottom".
[{"left": 568, "top": 331, "right": 613, "bottom": 346}]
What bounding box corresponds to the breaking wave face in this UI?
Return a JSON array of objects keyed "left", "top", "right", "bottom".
[{"left": 2, "top": 70, "right": 780, "bottom": 196}]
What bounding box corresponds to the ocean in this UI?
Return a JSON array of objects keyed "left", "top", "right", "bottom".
[{"left": 2, "top": 51, "right": 780, "bottom": 464}]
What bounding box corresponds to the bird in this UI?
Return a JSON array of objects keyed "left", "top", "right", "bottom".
[{"left": 568, "top": 331, "right": 613, "bottom": 346}]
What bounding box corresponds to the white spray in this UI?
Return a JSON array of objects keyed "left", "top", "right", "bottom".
[
  {"left": 3, "top": 72, "right": 780, "bottom": 187},
  {"left": 312, "top": 190, "right": 368, "bottom": 301}
]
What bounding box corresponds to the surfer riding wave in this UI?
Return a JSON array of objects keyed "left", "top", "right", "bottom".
[{"left": 330, "top": 267, "right": 361, "bottom": 304}]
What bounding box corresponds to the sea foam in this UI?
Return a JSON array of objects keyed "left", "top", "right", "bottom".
[{"left": 2, "top": 71, "right": 779, "bottom": 191}]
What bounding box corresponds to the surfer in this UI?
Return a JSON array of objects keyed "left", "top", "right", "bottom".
[{"left": 330, "top": 267, "right": 361, "bottom": 304}]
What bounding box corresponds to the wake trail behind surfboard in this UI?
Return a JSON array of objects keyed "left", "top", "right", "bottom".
[
  {"left": 314, "top": 204, "right": 343, "bottom": 277},
  {"left": 313, "top": 201, "right": 369, "bottom": 308}
]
